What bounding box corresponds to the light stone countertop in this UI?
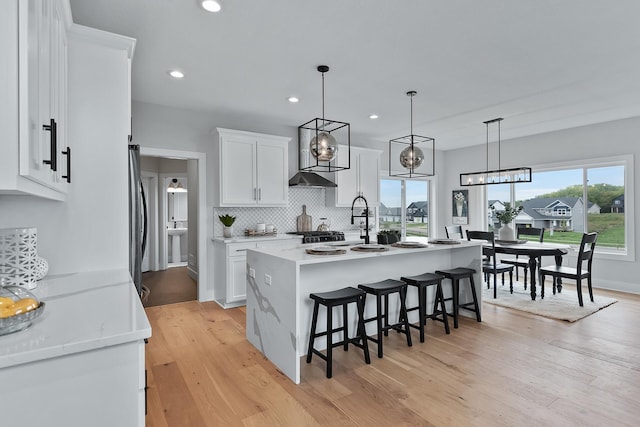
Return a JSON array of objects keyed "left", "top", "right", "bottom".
[
  {"left": 211, "top": 233, "right": 302, "bottom": 244},
  {"left": 248, "top": 240, "right": 482, "bottom": 266},
  {"left": 0, "top": 269, "right": 151, "bottom": 369}
]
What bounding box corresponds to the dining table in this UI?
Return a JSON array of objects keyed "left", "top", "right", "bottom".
[{"left": 492, "top": 240, "right": 572, "bottom": 300}]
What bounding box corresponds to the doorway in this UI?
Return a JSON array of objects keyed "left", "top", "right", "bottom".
[{"left": 139, "top": 147, "right": 207, "bottom": 305}]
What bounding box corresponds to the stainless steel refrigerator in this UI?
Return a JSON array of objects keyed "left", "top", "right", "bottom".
[{"left": 128, "top": 144, "right": 147, "bottom": 296}]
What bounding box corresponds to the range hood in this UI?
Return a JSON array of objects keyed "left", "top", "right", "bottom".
[{"left": 288, "top": 171, "right": 337, "bottom": 188}]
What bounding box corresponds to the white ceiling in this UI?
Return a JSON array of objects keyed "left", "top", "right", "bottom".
[{"left": 69, "top": 0, "right": 640, "bottom": 150}]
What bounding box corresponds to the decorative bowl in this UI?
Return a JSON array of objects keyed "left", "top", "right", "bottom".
[{"left": 0, "top": 285, "right": 45, "bottom": 336}]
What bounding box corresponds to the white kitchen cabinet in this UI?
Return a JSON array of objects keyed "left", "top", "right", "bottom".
[
  {"left": 0, "top": 0, "right": 70, "bottom": 200},
  {"left": 215, "top": 128, "right": 290, "bottom": 207},
  {"left": 213, "top": 237, "right": 300, "bottom": 308},
  {"left": 326, "top": 146, "right": 381, "bottom": 207}
]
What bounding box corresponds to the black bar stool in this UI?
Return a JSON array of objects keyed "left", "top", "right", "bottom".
[
  {"left": 434, "top": 267, "right": 481, "bottom": 328},
  {"left": 306, "top": 287, "right": 371, "bottom": 378},
  {"left": 400, "top": 272, "right": 450, "bottom": 342},
  {"left": 358, "top": 279, "right": 412, "bottom": 358}
]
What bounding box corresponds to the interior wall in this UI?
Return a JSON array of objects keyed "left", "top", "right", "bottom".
[
  {"left": 439, "top": 116, "right": 640, "bottom": 293},
  {"left": 0, "top": 33, "right": 130, "bottom": 275}
]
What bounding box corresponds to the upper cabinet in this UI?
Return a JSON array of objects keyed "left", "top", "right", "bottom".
[
  {"left": 1, "top": 0, "right": 70, "bottom": 200},
  {"left": 215, "top": 128, "right": 291, "bottom": 207},
  {"left": 326, "top": 146, "right": 381, "bottom": 207}
]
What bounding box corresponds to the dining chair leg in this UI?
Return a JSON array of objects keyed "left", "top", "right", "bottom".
[
  {"left": 509, "top": 271, "right": 513, "bottom": 294},
  {"left": 576, "top": 278, "right": 584, "bottom": 307},
  {"left": 588, "top": 276, "right": 594, "bottom": 302}
]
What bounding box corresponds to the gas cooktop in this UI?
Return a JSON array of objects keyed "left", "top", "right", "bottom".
[{"left": 287, "top": 231, "right": 345, "bottom": 244}]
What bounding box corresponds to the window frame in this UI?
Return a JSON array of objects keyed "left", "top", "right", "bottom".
[
  {"left": 379, "top": 175, "right": 436, "bottom": 240},
  {"left": 486, "top": 155, "right": 634, "bottom": 261}
]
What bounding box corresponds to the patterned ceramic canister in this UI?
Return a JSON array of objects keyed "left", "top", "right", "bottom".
[{"left": 0, "top": 227, "right": 38, "bottom": 290}]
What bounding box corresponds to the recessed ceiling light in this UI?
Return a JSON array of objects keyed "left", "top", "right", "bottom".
[
  {"left": 288, "top": 97, "right": 299, "bottom": 103},
  {"left": 169, "top": 70, "right": 184, "bottom": 79},
  {"left": 369, "top": 114, "right": 379, "bottom": 119},
  {"left": 201, "top": 0, "right": 222, "bottom": 12}
]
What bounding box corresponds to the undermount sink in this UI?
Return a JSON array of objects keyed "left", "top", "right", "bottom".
[{"left": 167, "top": 227, "right": 188, "bottom": 236}]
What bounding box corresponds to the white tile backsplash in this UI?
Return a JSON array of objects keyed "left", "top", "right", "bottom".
[{"left": 213, "top": 188, "right": 364, "bottom": 237}]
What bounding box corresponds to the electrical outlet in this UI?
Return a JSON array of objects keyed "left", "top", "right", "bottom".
[
  {"left": 265, "top": 274, "right": 271, "bottom": 285},
  {"left": 249, "top": 268, "right": 255, "bottom": 278}
]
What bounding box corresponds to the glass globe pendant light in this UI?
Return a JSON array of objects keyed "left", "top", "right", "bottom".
[
  {"left": 389, "top": 91, "right": 435, "bottom": 178},
  {"left": 310, "top": 131, "right": 337, "bottom": 161},
  {"left": 298, "top": 65, "right": 350, "bottom": 172}
]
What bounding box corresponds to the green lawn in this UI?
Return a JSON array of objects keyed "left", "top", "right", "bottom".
[
  {"left": 380, "top": 213, "right": 625, "bottom": 249},
  {"left": 379, "top": 221, "right": 428, "bottom": 237},
  {"left": 542, "top": 213, "right": 624, "bottom": 248}
]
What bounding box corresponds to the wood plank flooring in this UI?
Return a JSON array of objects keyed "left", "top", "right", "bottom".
[
  {"left": 142, "top": 266, "right": 197, "bottom": 307},
  {"left": 144, "top": 286, "right": 640, "bottom": 426}
]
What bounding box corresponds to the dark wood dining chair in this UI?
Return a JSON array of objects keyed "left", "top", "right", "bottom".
[
  {"left": 466, "top": 230, "right": 514, "bottom": 298},
  {"left": 445, "top": 225, "right": 463, "bottom": 239},
  {"left": 539, "top": 232, "right": 598, "bottom": 307},
  {"left": 500, "top": 227, "right": 544, "bottom": 288}
]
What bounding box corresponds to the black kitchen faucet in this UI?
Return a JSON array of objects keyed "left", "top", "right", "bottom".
[{"left": 350, "top": 194, "right": 370, "bottom": 244}]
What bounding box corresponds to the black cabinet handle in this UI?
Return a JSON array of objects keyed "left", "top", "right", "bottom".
[
  {"left": 62, "top": 147, "right": 71, "bottom": 183},
  {"left": 42, "top": 118, "right": 57, "bottom": 171}
]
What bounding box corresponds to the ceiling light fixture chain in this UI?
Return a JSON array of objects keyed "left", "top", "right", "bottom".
[{"left": 408, "top": 90, "right": 416, "bottom": 135}]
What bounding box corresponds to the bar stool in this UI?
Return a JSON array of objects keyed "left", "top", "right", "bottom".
[
  {"left": 400, "top": 272, "right": 450, "bottom": 342},
  {"left": 306, "top": 287, "right": 371, "bottom": 378},
  {"left": 358, "top": 279, "right": 412, "bottom": 358},
  {"left": 434, "top": 267, "right": 481, "bottom": 328}
]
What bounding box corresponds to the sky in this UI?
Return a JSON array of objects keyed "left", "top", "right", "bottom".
[
  {"left": 381, "top": 165, "right": 624, "bottom": 208},
  {"left": 489, "top": 165, "right": 624, "bottom": 202}
]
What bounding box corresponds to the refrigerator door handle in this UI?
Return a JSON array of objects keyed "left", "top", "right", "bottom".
[{"left": 141, "top": 181, "right": 148, "bottom": 259}]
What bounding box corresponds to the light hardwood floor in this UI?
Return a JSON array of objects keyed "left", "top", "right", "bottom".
[{"left": 144, "top": 286, "right": 640, "bottom": 426}]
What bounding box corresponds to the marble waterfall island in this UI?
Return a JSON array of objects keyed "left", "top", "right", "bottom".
[{"left": 246, "top": 241, "right": 483, "bottom": 384}]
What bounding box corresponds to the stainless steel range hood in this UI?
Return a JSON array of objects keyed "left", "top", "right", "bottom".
[{"left": 288, "top": 171, "right": 337, "bottom": 188}]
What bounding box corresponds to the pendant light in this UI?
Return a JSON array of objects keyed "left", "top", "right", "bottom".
[
  {"left": 388, "top": 91, "right": 435, "bottom": 178},
  {"left": 298, "top": 65, "right": 350, "bottom": 172},
  {"left": 459, "top": 118, "right": 532, "bottom": 186}
]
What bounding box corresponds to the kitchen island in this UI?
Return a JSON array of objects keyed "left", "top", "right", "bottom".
[{"left": 246, "top": 241, "right": 482, "bottom": 383}]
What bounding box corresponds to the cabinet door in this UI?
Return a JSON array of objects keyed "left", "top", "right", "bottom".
[
  {"left": 331, "top": 145, "right": 358, "bottom": 207},
  {"left": 227, "top": 256, "right": 247, "bottom": 303},
  {"left": 357, "top": 148, "right": 381, "bottom": 206},
  {"left": 256, "top": 140, "right": 288, "bottom": 206},
  {"left": 220, "top": 136, "right": 257, "bottom": 206},
  {"left": 18, "top": 0, "right": 68, "bottom": 193}
]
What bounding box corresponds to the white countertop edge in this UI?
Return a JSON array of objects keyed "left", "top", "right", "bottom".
[{"left": 0, "top": 328, "right": 151, "bottom": 369}]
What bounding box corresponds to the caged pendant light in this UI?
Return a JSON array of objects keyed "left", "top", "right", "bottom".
[
  {"left": 389, "top": 91, "right": 435, "bottom": 178},
  {"left": 298, "top": 65, "right": 350, "bottom": 172},
  {"left": 459, "top": 118, "right": 531, "bottom": 186}
]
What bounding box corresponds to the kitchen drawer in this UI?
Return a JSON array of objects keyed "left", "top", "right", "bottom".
[{"left": 226, "top": 242, "right": 257, "bottom": 257}]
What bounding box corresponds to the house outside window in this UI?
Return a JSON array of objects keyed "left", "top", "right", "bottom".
[{"left": 379, "top": 178, "right": 430, "bottom": 239}]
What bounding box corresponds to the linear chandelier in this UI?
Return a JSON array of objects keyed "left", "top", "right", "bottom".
[
  {"left": 459, "top": 118, "right": 531, "bottom": 186},
  {"left": 388, "top": 91, "right": 435, "bottom": 178}
]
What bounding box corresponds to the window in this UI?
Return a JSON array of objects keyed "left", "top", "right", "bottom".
[
  {"left": 488, "top": 156, "right": 632, "bottom": 258},
  {"left": 379, "top": 178, "right": 430, "bottom": 240}
]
